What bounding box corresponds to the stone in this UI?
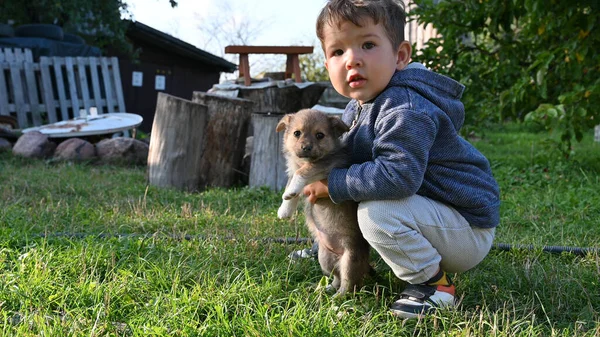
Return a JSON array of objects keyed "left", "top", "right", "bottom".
[
  {"left": 0, "top": 137, "right": 11, "bottom": 152},
  {"left": 12, "top": 131, "right": 56, "bottom": 158},
  {"left": 96, "top": 137, "right": 149, "bottom": 165},
  {"left": 54, "top": 138, "right": 96, "bottom": 161}
]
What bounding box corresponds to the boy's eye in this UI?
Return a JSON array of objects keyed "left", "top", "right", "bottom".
[
  {"left": 332, "top": 49, "right": 343, "bottom": 57},
  {"left": 362, "top": 42, "right": 375, "bottom": 50},
  {"left": 315, "top": 132, "right": 325, "bottom": 140},
  {"left": 293, "top": 130, "right": 301, "bottom": 138}
]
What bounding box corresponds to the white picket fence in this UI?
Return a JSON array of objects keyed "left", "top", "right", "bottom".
[{"left": 0, "top": 48, "right": 125, "bottom": 129}]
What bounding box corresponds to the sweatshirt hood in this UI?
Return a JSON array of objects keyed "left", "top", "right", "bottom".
[{"left": 387, "top": 63, "right": 466, "bottom": 131}]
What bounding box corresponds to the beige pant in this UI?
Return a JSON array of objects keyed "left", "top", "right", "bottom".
[{"left": 357, "top": 195, "right": 495, "bottom": 284}]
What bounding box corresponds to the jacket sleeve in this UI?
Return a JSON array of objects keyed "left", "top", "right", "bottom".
[{"left": 328, "top": 109, "right": 437, "bottom": 203}]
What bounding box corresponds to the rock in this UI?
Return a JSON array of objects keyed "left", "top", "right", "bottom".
[
  {"left": 0, "top": 137, "right": 11, "bottom": 152},
  {"left": 54, "top": 138, "right": 96, "bottom": 161},
  {"left": 12, "top": 131, "right": 56, "bottom": 158},
  {"left": 96, "top": 137, "right": 148, "bottom": 165}
]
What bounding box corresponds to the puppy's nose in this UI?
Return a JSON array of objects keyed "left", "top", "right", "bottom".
[{"left": 301, "top": 144, "right": 312, "bottom": 152}]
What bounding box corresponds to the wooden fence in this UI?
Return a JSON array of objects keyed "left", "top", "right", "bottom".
[{"left": 0, "top": 48, "right": 125, "bottom": 129}]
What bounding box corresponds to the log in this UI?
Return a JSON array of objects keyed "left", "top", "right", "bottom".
[
  {"left": 249, "top": 113, "right": 287, "bottom": 190},
  {"left": 191, "top": 92, "right": 254, "bottom": 188},
  {"left": 237, "top": 83, "right": 328, "bottom": 113},
  {"left": 148, "top": 93, "right": 208, "bottom": 192}
]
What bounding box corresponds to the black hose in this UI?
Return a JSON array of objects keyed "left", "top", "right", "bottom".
[
  {"left": 491, "top": 243, "right": 599, "bottom": 256},
  {"left": 34, "top": 232, "right": 599, "bottom": 256}
]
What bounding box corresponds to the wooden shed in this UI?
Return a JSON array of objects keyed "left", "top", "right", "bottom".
[{"left": 115, "top": 21, "right": 236, "bottom": 132}]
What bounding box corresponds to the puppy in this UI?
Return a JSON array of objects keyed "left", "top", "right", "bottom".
[{"left": 276, "top": 109, "right": 371, "bottom": 296}]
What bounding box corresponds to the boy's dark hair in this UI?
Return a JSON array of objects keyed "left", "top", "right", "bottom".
[{"left": 316, "top": 0, "right": 407, "bottom": 50}]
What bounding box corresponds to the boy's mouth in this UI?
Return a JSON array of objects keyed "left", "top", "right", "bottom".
[{"left": 348, "top": 74, "right": 366, "bottom": 88}]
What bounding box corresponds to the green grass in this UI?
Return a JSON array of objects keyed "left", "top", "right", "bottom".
[{"left": 0, "top": 124, "right": 598, "bottom": 336}]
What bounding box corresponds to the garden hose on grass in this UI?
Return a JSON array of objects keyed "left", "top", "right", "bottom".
[{"left": 37, "top": 232, "right": 600, "bottom": 256}]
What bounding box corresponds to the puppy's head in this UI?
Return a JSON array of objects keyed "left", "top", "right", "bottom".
[{"left": 276, "top": 109, "right": 349, "bottom": 161}]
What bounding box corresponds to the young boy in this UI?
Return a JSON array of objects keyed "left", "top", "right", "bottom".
[{"left": 303, "top": 0, "right": 500, "bottom": 319}]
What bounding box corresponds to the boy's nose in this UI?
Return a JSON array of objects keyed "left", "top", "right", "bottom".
[{"left": 345, "top": 50, "right": 363, "bottom": 69}]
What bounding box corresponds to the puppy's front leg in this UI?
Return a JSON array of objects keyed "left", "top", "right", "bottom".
[
  {"left": 283, "top": 165, "right": 327, "bottom": 200},
  {"left": 278, "top": 197, "right": 300, "bottom": 219},
  {"left": 282, "top": 173, "right": 309, "bottom": 200}
]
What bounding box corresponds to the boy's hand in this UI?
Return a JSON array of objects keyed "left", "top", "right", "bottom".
[{"left": 303, "top": 179, "right": 329, "bottom": 204}]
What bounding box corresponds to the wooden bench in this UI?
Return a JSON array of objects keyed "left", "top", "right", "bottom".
[{"left": 225, "top": 45, "right": 313, "bottom": 86}]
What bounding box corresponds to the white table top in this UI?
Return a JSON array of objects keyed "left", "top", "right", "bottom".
[{"left": 23, "top": 113, "right": 143, "bottom": 138}]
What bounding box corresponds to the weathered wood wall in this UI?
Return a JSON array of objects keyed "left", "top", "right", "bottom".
[{"left": 0, "top": 48, "right": 125, "bottom": 129}]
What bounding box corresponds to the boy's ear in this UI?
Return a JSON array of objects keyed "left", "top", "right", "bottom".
[
  {"left": 329, "top": 116, "right": 350, "bottom": 138},
  {"left": 396, "top": 41, "right": 412, "bottom": 70},
  {"left": 276, "top": 114, "right": 293, "bottom": 132}
]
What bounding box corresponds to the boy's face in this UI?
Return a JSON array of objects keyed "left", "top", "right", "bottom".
[{"left": 323, "top": 18, "right": 411, "bottom": 104}]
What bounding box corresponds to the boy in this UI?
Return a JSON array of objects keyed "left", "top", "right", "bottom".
[{"left": 302, "top": 0, "right": 500, "bottom": 319}]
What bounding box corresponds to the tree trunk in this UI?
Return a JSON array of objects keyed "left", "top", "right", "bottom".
[
  {"left": 192, "top": 91, "right": 254, "bottom": 188},
  {"left": 148, "top": 93, "right": 208, "bottom": 192},
  {"left": 249, "top": 113, "right": 287, "bottom": 190}
]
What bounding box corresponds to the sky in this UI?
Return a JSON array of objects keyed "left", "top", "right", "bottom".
[{"left": 125, "top": 0, "right": 328, "bottom": 76}]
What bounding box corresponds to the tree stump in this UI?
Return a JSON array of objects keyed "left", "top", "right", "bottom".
[
  {"left": 237, "top": 83, "right": 327, "bottom": 113},
  {"left": 249, "top": 113, "right": 288, "bottom": 190},
  {"left": 148, "top": 93, "right": 209, "bottom": 192},
  {"left": 191, "top": 92, "right": 254, "bottom": 188}
]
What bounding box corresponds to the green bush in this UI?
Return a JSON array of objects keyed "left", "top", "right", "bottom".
[{"left": 410, "top": 0, "right": 599, "bottom": 157}]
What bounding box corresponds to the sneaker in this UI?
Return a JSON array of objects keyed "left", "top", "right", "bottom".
[
  {"left": 288, "top": 241, "right": 319, "bottom": 260},
  {"left": 390, "top": 283, "right": 456, "bottom": 319}
]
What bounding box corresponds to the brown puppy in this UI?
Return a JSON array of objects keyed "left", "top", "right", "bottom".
[{"left": 276, "top": 109, "right": 371, "bottom": 296}]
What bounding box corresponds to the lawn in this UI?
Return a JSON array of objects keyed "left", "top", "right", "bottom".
[{"left": 0, "top": 124, "right": 599, "bottom": 336}]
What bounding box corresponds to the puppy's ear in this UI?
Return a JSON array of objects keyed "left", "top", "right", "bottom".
[
  {"left": 329, "top": 116, "right": 350, "bottom": 138},
  {"left": 276, "top": 114, "right": 293, "bottom": 132}
]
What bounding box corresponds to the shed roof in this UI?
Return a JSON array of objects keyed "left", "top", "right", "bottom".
[{"left": 126, "top": 21, "right": 236, "bottom": 73}]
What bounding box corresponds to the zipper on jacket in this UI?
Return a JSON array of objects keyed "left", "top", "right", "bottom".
[{"left": 350, "top": 104, "right": 362, "bottom": 129}]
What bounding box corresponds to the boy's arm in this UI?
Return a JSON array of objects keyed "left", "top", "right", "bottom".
[{"left": 328, "top": 109, "right": 437, "bottom": 204}]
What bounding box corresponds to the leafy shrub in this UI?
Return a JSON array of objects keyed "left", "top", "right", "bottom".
[{"left": 410, "top": 0, "right": 599, "bottom": 157}]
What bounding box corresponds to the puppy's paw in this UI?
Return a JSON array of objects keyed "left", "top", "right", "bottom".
[
  {"left": 282, "top": 189, "right": 299, "bottom": 200},
  {"left": 277, "top": 201, "right": 295, "bottom": 219},
  {"left": 285, "top": 175, "right": 307, "bottom": 199}
]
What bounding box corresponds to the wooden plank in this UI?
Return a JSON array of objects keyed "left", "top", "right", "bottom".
[
  {"left": 225, "top": 45, "right": 313, "bottom": 55},
  {"left": 24, "top": 61, "right": 42, "bottom": 126},
  {"left": 39, "top": 57, "right": 58, "bottom": 123},
  {"left": 4, "top": 49, "right": 14, "bottom": 63},
  {"left": 14, "top": 49, "right": 25, "bottom": 62},
  {"left": 76, "top": 57, "right": 91, "bottom": 115},
  {"left": 65, "top": 57, "right": 80, "bottom": 117},
  {"left": 110, "top": 57, "right": 126, "bottom": 112},
  {"left": 25, "top": 49, "right": 33, "bottom": 62},
  {"left": 9, "top": 62, "right": 27, "bottom": 128},
  {"left": 53, "top": 57, "right": 70, "bottom": 121},
  {"left": 100, "top": 57, "right": 115, "bottom": 113},
  {"left": 0, "top": 64, "right": 9, "bottom": 116},
  {"left": 88, "top": 57, "right": 103, "bottom": 113}
]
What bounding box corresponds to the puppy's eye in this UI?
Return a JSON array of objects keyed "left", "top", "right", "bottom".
[
  {"left": 293, "top": 130, "right": 301, "bottom": 138},
  {"left": 315, "top": 132, "right": 325, "bottom": 140}
]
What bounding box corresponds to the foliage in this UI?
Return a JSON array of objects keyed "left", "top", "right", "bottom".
[
  {"left": 0, "top": 0, "right": 177, "bottom": 54},
  {"left": 409, "top": 0, "right": 599, "bottom": 157},
  {"left": 300, "top": 50, "right": 330, "bottom": 82}
]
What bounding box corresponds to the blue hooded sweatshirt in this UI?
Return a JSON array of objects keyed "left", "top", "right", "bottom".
[{"left": 328, "top": 63, "right": 500, "bottom": 228}]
